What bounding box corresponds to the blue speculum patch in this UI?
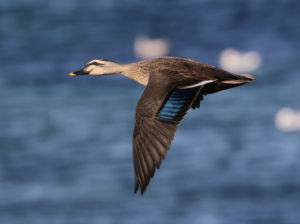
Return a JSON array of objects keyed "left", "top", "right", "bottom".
[{"left": 158, "top": 87, "right": 199, "bottom": 120}]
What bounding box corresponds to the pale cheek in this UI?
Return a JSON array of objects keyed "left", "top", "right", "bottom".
[
  {"left": 89, "top": 68, "right": 103, "bottom": 75},
  {"left": 86, "top": 65, "right": 95, "bottom": 72}
]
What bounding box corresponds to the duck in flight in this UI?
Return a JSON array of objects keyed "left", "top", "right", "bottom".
[{"left": 69, "top": 56, "right": 255, "bottom": 195}]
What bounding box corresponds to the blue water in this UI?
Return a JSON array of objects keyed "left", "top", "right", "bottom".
[{"left": 1, "top": 0, "right": 300, "bottom": 223}]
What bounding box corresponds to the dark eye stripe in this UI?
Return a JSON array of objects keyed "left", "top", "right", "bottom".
[{"left": 87, "top": 61, "right": 104, "bottom": 66}]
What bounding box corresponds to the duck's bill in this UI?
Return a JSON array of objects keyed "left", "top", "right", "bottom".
[{"left": 69, "top": 69, "right": 88, "bottom": 76}]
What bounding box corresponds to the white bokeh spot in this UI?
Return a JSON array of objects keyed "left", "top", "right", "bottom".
[
  {"left": 219, "top": 48, "right": 262, "bottom": 73},
  {"left": 275, "top": 108, "right": 300, "bottom": 132},
  {"left": 134, "top": 35, "right": 171, "bottom": 59}
]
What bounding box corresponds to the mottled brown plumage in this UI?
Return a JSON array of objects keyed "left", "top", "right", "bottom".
[{"left": 70, "top": 56, "right": 255, "bottom": 195}]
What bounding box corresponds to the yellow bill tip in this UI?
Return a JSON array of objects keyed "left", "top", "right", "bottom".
[{"left": 69, "top": 72, "right": 76, "bottom": 76}]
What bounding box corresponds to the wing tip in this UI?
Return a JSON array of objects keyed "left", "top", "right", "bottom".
[
  {"left": 134, "top": 178, "right": 150, "bottom": 195},
  {"left": 134, "top": 182, "right": 139, "bottom": 194},
  {"left": 134, "top": 185, "right": 146, "bottom": 195}
]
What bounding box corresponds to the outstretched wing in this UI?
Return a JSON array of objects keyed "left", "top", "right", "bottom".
[{"left": 133, "top": 78, "right": 209, "bottom": 194}]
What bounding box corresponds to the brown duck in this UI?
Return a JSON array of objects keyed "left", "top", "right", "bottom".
[{"left": 70, "top": 56, "right": 255, "bottom": 195}]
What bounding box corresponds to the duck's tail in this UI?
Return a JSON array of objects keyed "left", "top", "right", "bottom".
[
  {"left": 221, "top": 74, "right": 255, "bottom": 84},
  {"left": 201, "top": 73, "right": 255, "bottom": 95}
]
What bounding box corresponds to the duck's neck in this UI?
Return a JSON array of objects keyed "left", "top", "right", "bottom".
[
  {"left": 121, "top": 63, "right": 149, "bottom": 86},
  {"left": 105, "top": 61, "right": 149, "bottom": 86},
  {"left": 104, "top": 62, "right": 125, "bottom": 75}
]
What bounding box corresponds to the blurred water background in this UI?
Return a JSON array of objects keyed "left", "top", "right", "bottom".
[{"left": 1, "top": 0, "right": 300, "bottom": 223}]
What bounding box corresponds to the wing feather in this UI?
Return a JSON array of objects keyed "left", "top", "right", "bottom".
[{"left": 133, "top": 76, "right": 208, "bottom": 194}]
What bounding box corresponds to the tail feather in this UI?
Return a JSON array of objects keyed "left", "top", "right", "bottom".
[
  {"left": 221, "top": 80, "right": 249, "bottom": 84},
  {"left": 239, "top": 73, "right": 256, "bottom": 81},
  {"left": 202, "top": 73, "right": 255, "bottom": 95},
  {"left": 221, "top": 73, "right": 255, "bottom": 84}
]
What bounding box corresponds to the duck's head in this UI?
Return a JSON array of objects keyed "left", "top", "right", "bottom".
[{"left": 69, "top": 59, "right": 122, "bottom": 76}]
